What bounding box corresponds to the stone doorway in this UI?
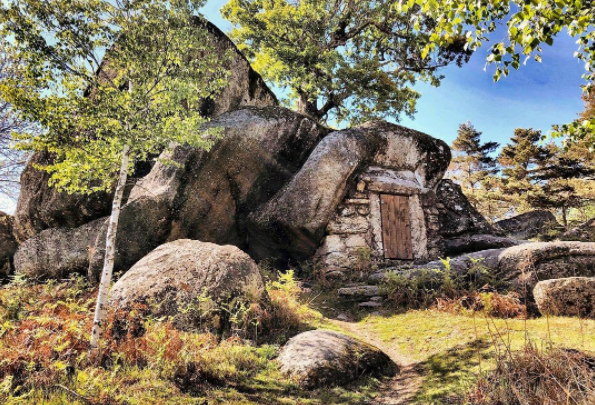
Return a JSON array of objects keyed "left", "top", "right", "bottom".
[{"left": 380, "top": 194, "right": 413, "bottom": 260}]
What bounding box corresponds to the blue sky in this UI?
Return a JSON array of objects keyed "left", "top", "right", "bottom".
[{"left": 201, "top": 1, "right": 587, "bottom": 148}]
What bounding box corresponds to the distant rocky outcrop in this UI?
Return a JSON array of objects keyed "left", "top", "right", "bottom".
[
  {"left": 560, "top": 218, "right": 595, "bottom": 242},
  {"left": 13, "top": 18, "right": 278, "bottom": 243},
  {"left": 434, "top": 180, "right": 516, "bottom": 256},
  {"left": 0, "top": 212, "right": 18, "bottom": 279},
  {"left": 277, "top": 329, "right": 397, "bottom": 389},
  {"left": 495, "top": 210, "right": 561, "bottom": 240},
  {"left": 436, "top": 180, "right": 495, "bottom": 240},
  {"left": 534, "top": 277, "right": 595, "bottom": 319},
  {"left": 372, "top": 242, "right": 595, "bottom": 306},
  {"left": 109, "top": 239, "right": 267, "bottom": 332}
]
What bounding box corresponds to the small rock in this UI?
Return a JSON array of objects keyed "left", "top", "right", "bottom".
[
  {"left": 359, "top": 301, "right": 383, "bottom": 308},
  {"left": 338, "top": 285, "right": 380, "bottom": 299},
  {"left": 370, "top": 296, "right": 383, "bottom": 302},
  {"left": 277, "top": 330, "right": 397, "bottom": 389},
  {"left": 336, "top": 313, "right": 351, "bottom": 321}
]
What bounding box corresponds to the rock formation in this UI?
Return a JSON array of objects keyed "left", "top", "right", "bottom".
[
  {"left": 14, "top": 107, "right": 324, "bottom": 281},
  {"left": 249, "top": 121, "right": 452, "bottom": 275},
  {"left": 495, "top": 210, "right": 561, "bottom": 240},
  {"left": 11, "top": 19, "right": 514, "bottom": 284},
  {"left": 0, "top": 212, "right": 17, "bottom": 279},
  {"left": 12, "top": 18, "right": 278, "bottom": 243},
  {"left": 277, "top": 329, "right": 397, "bottom": 389},
  {"left": 560, "top": 217, "right": 595, "bottom": 242},
  {"left": 534, "top": 277, "right": 595, "bottom": 319},
  {"left": 372, "top": 241, "right": 595, "bottom": 306}
]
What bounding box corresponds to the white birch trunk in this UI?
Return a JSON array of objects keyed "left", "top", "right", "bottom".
[{"left": 90, "top": 144, "right": 130, "bottom": 350}]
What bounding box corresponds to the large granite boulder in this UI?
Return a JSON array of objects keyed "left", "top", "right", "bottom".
[
  {"left": 88, "top": 196, "right": 172, "bottom": 283},
  {"left": 13, "top": 151, "right": 114, "bottom": 242},
  {"left": 560, "top": 218, "right": 595, "bottom": 242},
  {"left": 109, "top": 239, "right": 267, "bottom": 332},
  {"left": 247, "top": 121, "right": 450, "bottom": 263},
  {"left": 159, "top": 107, "right": 323, "bottom": 247},
  {"left": 534, "top": 277, "right": 595, "bottom": 318},
  {"left": 0, "top": 212, "right": 18, "bottom": 279},
  {"left": 13, "top": 20, "right": 278, "bottom": 242},
  {"left": 13, "top": 107, "right": 323, "bottom": 282},
  {"left": 496, "top": 242, "right": 595, "bottom": 294},
  {"left": 495, "top": 210, "right": 561, "bottom": 240},
  {"left": 277, "top": 330, "right": 397, "bottom": 389}
]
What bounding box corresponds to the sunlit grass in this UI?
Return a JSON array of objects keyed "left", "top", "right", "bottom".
[{"left": 360, "top": 310, "right": 595, "bottom": 403}]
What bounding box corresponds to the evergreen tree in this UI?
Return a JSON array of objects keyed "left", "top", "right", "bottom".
[
  {"left": 530, "top": 147, "right": 595, "bottom": 229},
  {"left": 498, "top": 128, "right": 552, "bottom": 213},
  {"left": 447, "top": 122, "right": 504, "bottom": 220},
  {"left": 450, "top": 122, "right": 499, "bottom": 190}
]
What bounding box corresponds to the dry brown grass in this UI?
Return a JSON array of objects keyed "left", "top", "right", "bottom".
[
  {"left": 435, "top": 291, "right": 527, "bottom": 319},
  {"left": 466, "top": 345, "right": 595, "bottom": 405}
]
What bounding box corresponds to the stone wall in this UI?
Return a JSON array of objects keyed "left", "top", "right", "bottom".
[{"left": 315, "top": 166, "right": 442, "bottom": 279}]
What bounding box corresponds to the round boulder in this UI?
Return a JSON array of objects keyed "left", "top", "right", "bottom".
[
  {"left": 277, "top": 329, "right": 397, "bottom": 389},
  {"left": 534, "top": 277, "right": 595, "bottom": 318},
  {"left": 109, "top": 239, "right": 267, "bottom": 332}
]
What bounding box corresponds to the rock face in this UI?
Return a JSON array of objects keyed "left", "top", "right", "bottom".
[
  {"left": 436, "top": 180, "right": 495, "bottom": 239},
  {"left": 560, "top": 218, "right": 595, "bottom": 242},
  {"left": 495, "top": 210, "right": 560, "bottom": 240},
  {"left": 109, "top": 240, "right": 266, "bottom": 332},
  {"left": 14, "top": 218, "right": 104, "bottom": 280},
  {"left": 277, "top": 330, "right": 397, "bottom": 389},
  {"left": 13, "top": 21, "right": 278, "bottom": 242},
  {"left": 13, "top": 107, "right": 324, "bottom": 281},
  {"left": 249, "top": 121, "right": 451, "bottom": 265},
  {"left": 496, "top": 242, "right": 595, "bottom": 295},
  {"left": 13, "top": 151, "right": 114, "bottom": 242},
  {"left": 372, "top": 242, "right": 595, "bottom": 304},
  {"left": 438, "top": 234, "right": 519, "bottom": 257},
  {"left": 534, "top": 277, "right": 595, "bottom": 318},
  {"left": 0, "top": 212, "right": 18, "bottom": 279}
]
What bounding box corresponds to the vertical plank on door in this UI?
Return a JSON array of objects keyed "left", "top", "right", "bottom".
[{"left": 380, "top": 194, "right": 413, "bottom": 260}]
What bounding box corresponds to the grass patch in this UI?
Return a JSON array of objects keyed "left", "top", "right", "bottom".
[{"left": 360, "top": 310, "right": 595, "bottom": 404}]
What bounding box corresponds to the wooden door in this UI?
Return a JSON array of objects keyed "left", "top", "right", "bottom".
[{"left": 380, "top": 194, "right": 413, "bottom": 260}]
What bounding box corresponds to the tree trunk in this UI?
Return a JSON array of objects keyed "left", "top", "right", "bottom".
[
  {"left": 298, "top": 91, "right": 319, "bottom": 118},
  {"left": 562, "top": 208, "right": 568, "bottom": 230},
  {"left": 90, "top": 144, "right": 130, "bottom": 350}
]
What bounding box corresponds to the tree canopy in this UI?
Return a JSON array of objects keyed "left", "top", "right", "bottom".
[
  {"left": 0, "top": 0, "right": 228, "bottom": 195},
  {"left": 399, "top": 0, "right": 595, "bottom": 143},
  {"left": 222, "top": 0, "right": 471, "bottom": 126}
]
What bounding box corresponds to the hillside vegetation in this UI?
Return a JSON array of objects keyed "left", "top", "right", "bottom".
[{"left": 1, "top": 273, "right": 594, "bottom": 404}]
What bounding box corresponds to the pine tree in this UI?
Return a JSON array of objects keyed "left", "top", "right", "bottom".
[
  {"left": 529, "top": 146, "right": 595, "bottom": 229},
  {"left": 450, "top": 122, "right": 499, "bottom": 190},
  {"left": 497, "top": 128, "right": 552, "bottom": 214},
  {"left": 448, "top": 122, "right": 503, "bottom": 220}
]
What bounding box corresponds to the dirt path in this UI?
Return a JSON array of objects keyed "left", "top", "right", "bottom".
[{"left": 331, "top": 319, "right": 424, "bottom": 405}]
